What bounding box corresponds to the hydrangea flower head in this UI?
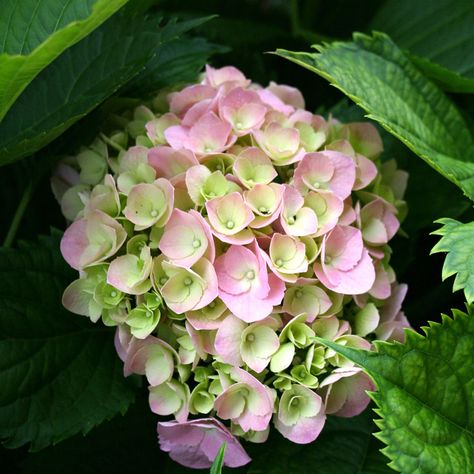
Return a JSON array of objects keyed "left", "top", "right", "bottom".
[{"left": 55, "top": 65, "right": 409, "bottom": 470}]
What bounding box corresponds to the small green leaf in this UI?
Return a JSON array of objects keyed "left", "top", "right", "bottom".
[
  {"left": 0, "top": 0, "right": 128, "bottom": 121},
  {"left": 210, "top": 443, "right": 226, "bottom": 474},
  {"left": 431, "top": 218, "right": 474, "bottom": 304},
  {"left": 316, "top": 309, "right": 474, "bottom": 473},
  {"left": 371, "top": 0, "right": 474, "bottom": 93},
  {"left": 275, "top": 33, "right": 474, "bottom": 202},
  {"left": 0, "top": 233, "right": 136, "bottom": 451}
]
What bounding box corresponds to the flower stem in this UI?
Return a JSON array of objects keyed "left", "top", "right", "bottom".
[{"left": 3, "top": 180, "right": 34, "bottom": 248}]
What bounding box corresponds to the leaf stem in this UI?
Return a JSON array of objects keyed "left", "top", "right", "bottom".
[{"left": 3, "top": 179, "right": 35, "bottom": 248}]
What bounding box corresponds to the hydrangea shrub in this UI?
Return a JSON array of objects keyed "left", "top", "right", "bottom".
[{"left": 54, "top": 65, "right": 409, "bottom": 469}]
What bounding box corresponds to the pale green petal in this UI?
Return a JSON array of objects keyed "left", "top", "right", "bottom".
[{"left": 270, "top": 342, "right": 295, "bottom": 372}]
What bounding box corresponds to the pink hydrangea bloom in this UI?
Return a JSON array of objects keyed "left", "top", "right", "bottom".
[{"left": 56, "top": 63, "right": 409, "bottom": 469}]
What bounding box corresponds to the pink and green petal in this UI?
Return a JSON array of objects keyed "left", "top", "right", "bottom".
[
  {"left": 206, "top": 192, "right": 254, "bottom": 235},
  {"left": 233, "top": 147, "right": 277, "bottom": 188},
  {"left": 186, "top": 298, "right": 227, "bottom": 330},
  {"left": 320, "top": 368, "right": 374, "bottom": 417},
  {"left": 282, "top": 285, "right": 331, "bottom": 322},
  {"left": 149, "top": 379, "right": 189, "bottom": 422},
  {"left": 204, "top": 65, "right": 249, "bottom": 88},
  {"left": 159, "top": 209, "right": 211, "bottom": 267},
  {"left": 253, "top": 122, "right": 302, "bottom": 165},
  {"left": 304, "top": 191, "right": 344, "bottom": 237},
  {"left": 241, "top": 323, "right": 279, "bottom": 372},
  {"left": 107, "top": 245, "right": 153, "bottom": 295},
  {"left": 274, "top": 384, "right": 326, "bottom": 444},
  {"left": 353, "top": 302, "right": 380, "bottom": 337},
  {"left": 244, "top": 183, "right": 283, "bottom": 228},
  {"left": 360, "top": 199, "right": 399, "bottom": 246},
  {"left": 146, "top": 113, "right": 180, "bottom": 145},
  {"left": 340, "top": 122, "right": 383, "bottom": 159},
  {"left": 60, "top": 209, "right": 127, "bottom": 270},
  {"left": 280, "top": 186, "right": 318, "bottom": 237},
  {"left": 268, "top": 233, "right": 308, "bottom": 277},
  {"left": 267, "top": 82, "right": 305, "bottom": 109},
  {"left": 148, "top": 146, "right": 198, "bottom": 179},
  {"left": 124, "top": 178, "right": 174, "bottom": 230},
  {"left": 219, "top": 87, "right": 267, "bottom": 134},
  {"left": 169, "top": 84, "right": 216, "bottom": 117},
  {"left": 214, "top": 314, "right": 247, "bottom": 366},
  {"left": 294, "top": 151, "right": 356, "bottom": 199}
]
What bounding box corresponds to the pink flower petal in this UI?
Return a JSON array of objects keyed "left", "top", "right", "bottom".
[
  {"left": 256, "top": 88, "right": 294, "bottom": 115},
  {"left": 294, "top": 151, "right": 356, "bottom": 200},
  {"left": 204, "top": 65, "right": 249, "bottom": 88},
  {"left": 267, "top": 81, "right": 305, "bottom": 109},
  {"left": 158, "top": 418, "right": 251, "bottom": 469},
  {"left": 275, "top": 412, "right": 326, "bottom": 444},
  {"left": 214, "top": 315, "right": 246, "bottom": 366},
  {"left": 188, "top": 112, "right": 235, "bottom": 154},
  {"left": 219, "top": 289, "right": 273, "bottom": 323},
  {"left": 315, "top": 246, "right": 376, "bottom": 295},
  {"left": 169, "top": 84, "right": 216, "bottom": 117},
  {"left": 159, "top": 209, "right": 210, "bottom": 267},
  {"left": 148, "top": 146, "right": 198, "bottom": 179},
  {"left": 322, "top": 369, "right": 374, "bottom": 417}
]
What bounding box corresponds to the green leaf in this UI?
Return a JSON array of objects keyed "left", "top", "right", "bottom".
[
  {"left": 275, "top": 33, "right": 474, "bottom": 202},
  {"left": 0, "top": 233, "right": 136, "bottom": 451},
  {"left": 0, "top": 14, "right": 171, "bottom": 165},
  {"left": 431, "top": 218, "right": 474, "bottom": 304},
  {"left": 371, "top": 0, "right": 474, "bottom": 93},
  {"left": 127, "top": 37, "right": 228, "bottom": 96},
  {"left": 124, "top": 16, "right": 228, "bottom": 96},
  {"left": 210, "top": 443, "right": 226, "bottom": 474},
  {"left": 246, "top": 409, "right": 391, "bottom": 474},
  {"left": 0, "top": 0, "right": 128, "bottom": 121},
  {"left": 316, "top": 309, "right": 474, "bottom": 473}
]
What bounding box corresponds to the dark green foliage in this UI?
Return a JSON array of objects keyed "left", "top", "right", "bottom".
[{"left": 0, "top": 234, "right": 136, "bottom": 451}]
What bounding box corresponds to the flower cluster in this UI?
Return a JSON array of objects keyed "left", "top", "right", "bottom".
[{"left": 54, "top": 65, "right": 410, "bottom": 469}]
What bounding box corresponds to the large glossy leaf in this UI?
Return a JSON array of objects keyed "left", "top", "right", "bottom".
[
  {"left": 317, "top": 309, "right": 474, "bottom": 473},
  {"left": 432, "top": 218, "right": 474, "bottom": 304},
  {"left": 276, "top": 33, "right": 474, "bottom": 201},
  {"left": 0, "top": 0, "right": 128, "bottom": 121},
  {"left": 371, "top": 0, "right": 474, "bottom": 93},
  {"left": 0, "top": 234, "right": 136, "bottom": 451},
  {"left": 0, "top": 14, "right": 171, "bottom": 165}
]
